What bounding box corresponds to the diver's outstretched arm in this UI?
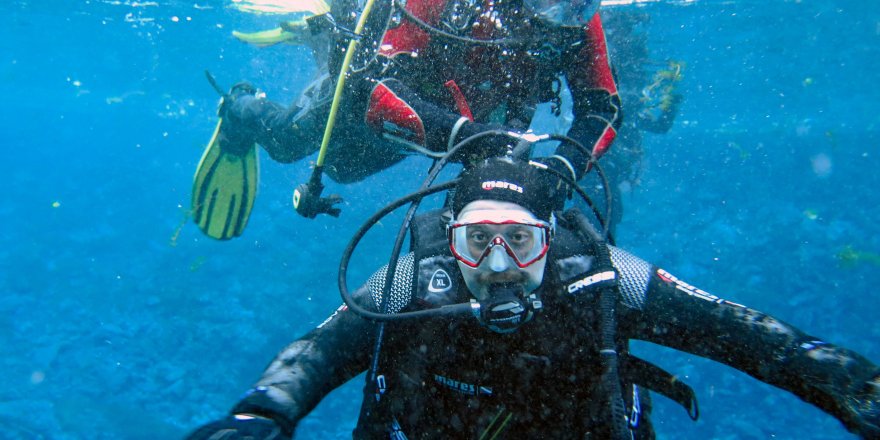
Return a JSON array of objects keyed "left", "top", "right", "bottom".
[
  {"left": 235, "top": 300, "right": 373, "bottom": 432},
  {"left": 620, "top": 261, "right": 880, "bottom": 438},
  {"left": 185, "top": 287, "right": 376, "bottom": 438}
]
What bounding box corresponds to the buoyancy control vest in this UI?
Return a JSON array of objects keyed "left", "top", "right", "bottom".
[{"left": 373, "top": 207, "right": 699, "bottom": 439}]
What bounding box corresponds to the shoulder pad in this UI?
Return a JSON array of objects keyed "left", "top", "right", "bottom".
[
  {"left": 366, "top": 253, "right": 416, "bottom": 313},
  {"left": 609, "top": 246, "right": 651, "bottom": 310}
]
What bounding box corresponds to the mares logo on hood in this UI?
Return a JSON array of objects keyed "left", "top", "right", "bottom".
[
  {"left": 481, "top": 180, "right": 524, "bottom": 194},
  {"left": 453, "top": 158, "right": 556, "bottom": 222}
]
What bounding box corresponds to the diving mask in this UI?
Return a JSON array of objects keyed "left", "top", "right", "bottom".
[{"left": 448, "top": 211, "right": 552, "bottom": 269}]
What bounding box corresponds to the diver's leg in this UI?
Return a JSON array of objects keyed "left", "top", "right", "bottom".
[{"left": 222, "top": 91, "right": 326, "bottom": 164}]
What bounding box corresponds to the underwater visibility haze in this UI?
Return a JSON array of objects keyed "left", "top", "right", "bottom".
[{"left": 1, "top": 0, "right": 879, "bottom": 438}]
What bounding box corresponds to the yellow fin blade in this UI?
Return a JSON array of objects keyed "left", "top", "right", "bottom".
[
  {"left": 231, "top": 0, "right": 330, "bottom": 15},
  {"left": 233, "top": 26, "right": 299, "bottom": 47}
]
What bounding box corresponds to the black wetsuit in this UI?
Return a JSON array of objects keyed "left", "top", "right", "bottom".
[
  {"left": 230, "top": 211, "right": 880, "bottom": 438},
  {"left": 224, "top": 0, "right": 621, "bottom": 184}
]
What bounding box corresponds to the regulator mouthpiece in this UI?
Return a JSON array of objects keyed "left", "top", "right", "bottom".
[{"left": 471, "top": 283, "right": 543, "bottom": 333}]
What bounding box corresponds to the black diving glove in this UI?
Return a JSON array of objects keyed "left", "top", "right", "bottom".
[
  {"left": 293, "top": 179, "right": 343, "bottom": 218},
  {"left": 185, "top": 414, "right": 289, "bottom": 440},
  {"left": 216, "top": 82, "right": 263, "bottom": 156}
]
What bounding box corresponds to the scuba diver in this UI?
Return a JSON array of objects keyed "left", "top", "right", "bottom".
[
  {"left": 192, "top": 0, "right": 622, "bottom": 239},
  {"left": 185, "top": 155, "right": 880, "bottom": 439}
]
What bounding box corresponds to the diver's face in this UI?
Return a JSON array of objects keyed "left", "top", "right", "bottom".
[{"left": 451, "top": 201, "right": 549, "bottom": 301}]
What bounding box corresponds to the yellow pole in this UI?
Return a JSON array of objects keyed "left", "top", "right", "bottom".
[{"left": 315, "top": 0, "right": 378, "bottom": 167}]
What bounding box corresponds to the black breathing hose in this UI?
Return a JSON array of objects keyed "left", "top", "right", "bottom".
[
  {"left": 347, "top": 128, "right": 618, "bottom": 434},
  {"left": 338, "top": 129, "right": 614, "bottom": 322},
  {"left": 566, "top": 209, "right": 629, "bottom": 438}
]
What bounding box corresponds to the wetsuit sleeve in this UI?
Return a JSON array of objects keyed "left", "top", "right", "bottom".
[
  {"left": 225, "top": 93, "right": 326, "bottom": 163},
  {"left": 622, "top": 266, "right": 880, "bottom": 438},
  {"left": 225, "top": 74, "right": 426, "bottom": 184},
  {"left": 363, "top": 78, "right": 515, "bottom": 160},
  {"left": 557, "top": 13, "right": 622, "bottom": 180},
  {"left": 351, "top": 0, "right": 492, "bottom": 159},
  {"left": 361, "top": 1, "right": 543, "bottom": 163},
  {"left": 228, "top": 251, "right": 422, "bottom": 432},
  {"left": 215, "top": 0, "right": 408, "bottom": 182},
  {"left": 230, "top": 295, "right": 374, "bottom": 433}
]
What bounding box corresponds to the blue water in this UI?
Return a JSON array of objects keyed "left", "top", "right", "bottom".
[{"left": 2, "top": 0, "right": 878, "bottom": 438}]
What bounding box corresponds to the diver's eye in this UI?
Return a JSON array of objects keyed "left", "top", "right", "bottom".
[
  {"left": 510, "top": 231, "right": 529, "bottom": 243},
  {"left": 468, "top": 230, "right": 489, "bottom": 245},
  {"left": 506, "top": 228, "right": 533, "bottom": 247}
]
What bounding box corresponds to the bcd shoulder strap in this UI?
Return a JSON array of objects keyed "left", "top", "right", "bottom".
[
  {"left": 409, "top": 208, "right": 451, "bottom": 258},
  {"left": 623, "top": 356, "right": 700, "bottom": 421},
  {"left": 561, "top": 207, "right": 699, "bottom": 424}
]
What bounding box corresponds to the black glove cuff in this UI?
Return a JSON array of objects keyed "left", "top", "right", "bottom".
[
  {"left": 184, "top": 414, "right": 289, "bottom": 440},
  {"left": 232, "top": 393, "right": 298, "bottom": 437}
]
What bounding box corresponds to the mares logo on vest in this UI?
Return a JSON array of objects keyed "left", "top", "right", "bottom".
[
  {"left": 434, "top": 374, "right": 493, "bottom": 396},
  {"left": 482, "top": 180, "right": 524, "bottom": 194}
]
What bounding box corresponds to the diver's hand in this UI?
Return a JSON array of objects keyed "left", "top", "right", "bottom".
[
  {"left": 853, "top": 388, "right": 880, "bottom": 439},
  {"left": 841, "top": 374, "right": 880, "bottom": 439},
  {"left": 216, "top": 82, "right": 263, "bottom": 156},
  {"left": 851, "top": 414, "right": 880, "bottom": 440},
  {"left": 218, "top": 82, "right": 260, "bottom": 117},
  {"left": 311, "top": 192, "right": 343, "bottom": 218},
  {"left": 293, "top": 181, "right": 343, "bottom": 218},
  {"left": 185, "top": 414, "right": 289, "bottom": 440}
]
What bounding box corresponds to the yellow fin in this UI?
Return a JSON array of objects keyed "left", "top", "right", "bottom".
[
  {"left": 233, "top": 19, "right": 310, "bottom": 47},
  {"left": 192, "top": 119, "right": 260, "bottom": 240},
  {"left": 233, "top": 27, "right": 297, "bottom": 47},
  {"left": 231, "top": 0, "right": 330, "bottom": 15}
]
